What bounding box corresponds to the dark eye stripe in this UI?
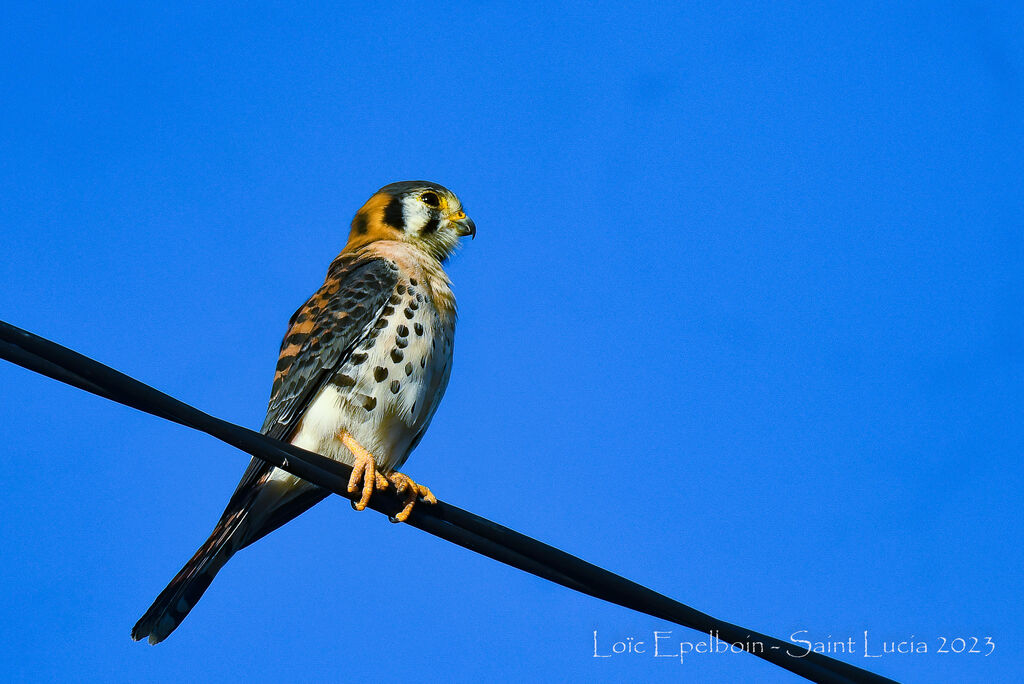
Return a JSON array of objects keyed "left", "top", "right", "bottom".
[
  {"left": 421, "top": 216, "right": 440, "bottom": 234},
  {"left": 383, "top": 195, "right": 405, "bottom": 230}
]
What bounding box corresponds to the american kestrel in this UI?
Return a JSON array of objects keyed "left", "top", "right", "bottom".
[{"left": 132, "top": 181, "right": 475, "bottom": 644}]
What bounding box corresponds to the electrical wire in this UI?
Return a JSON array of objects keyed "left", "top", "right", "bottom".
[{"left": 0, "top": 320, "right": 897, "bottom": 684}]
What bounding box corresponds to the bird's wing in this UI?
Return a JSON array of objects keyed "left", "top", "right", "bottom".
[
  {"left": 132, "top": 254, "right": 401, "bottom": 642},
  {"left": 221, "top": 254, "right": 400, "bottom": 544},
  {"left": 262, "top": 254, "right": 400, "bottom": 438}
]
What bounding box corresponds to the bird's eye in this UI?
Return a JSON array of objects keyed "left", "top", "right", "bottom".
[{"left": 420, "top": 192, "right": 440, "bottom": 207}]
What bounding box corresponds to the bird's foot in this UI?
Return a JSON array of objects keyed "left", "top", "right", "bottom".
[
  {"left": 340, "top": 431, "right": 389, "bottom": 510},
  {"left": 387, "top": 472, "right": 437, "bottom": 522}
]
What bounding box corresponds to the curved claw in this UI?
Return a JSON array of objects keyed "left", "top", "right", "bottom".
[
  {"left": 387, "top": 472, "right": 437, "bottom": 522},
  {"left": 340, "top": 431, "right": 388, "bottom": 510}
]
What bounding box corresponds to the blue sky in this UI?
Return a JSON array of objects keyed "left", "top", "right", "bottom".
[{"left": 1, "top": 3, "right": 1021, "bottom": 682}]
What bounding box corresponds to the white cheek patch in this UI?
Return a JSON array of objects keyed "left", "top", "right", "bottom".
[{"left": 402, "top": 197, "right": 433, "bottom": 234}]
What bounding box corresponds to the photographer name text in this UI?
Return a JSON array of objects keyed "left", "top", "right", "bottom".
[{"left": 592, "top": 630, "right": 995, "bottom": 664}]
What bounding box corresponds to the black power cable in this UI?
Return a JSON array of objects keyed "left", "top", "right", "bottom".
[{"left": 0, "top": 320, "right": 897, "bottom": 684}]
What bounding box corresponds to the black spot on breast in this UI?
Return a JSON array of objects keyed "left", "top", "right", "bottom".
[
  {"left": 405, "top": 362, "right": 413, "bottom": 376},
  {"left": 390, "top": 379, "right": 401, "bottom": 394},
  {"left": 415, "top": 323, "right": 424, "bottom": 336},
  {"left": 374, "top": 366, "right": 388, "bottom": 382},
  {"left": 397, "top": 284, "right": 406, "bottom": 295},
  {"left": 352, "top": 212, "right": 369, "bottom": 235},
  {"left": 409, "top": 300, "right": 419, "bottom": 311},
  {"left": 397, "top": 325, "right": 409, "bottom": 337},
  {"left": 335, "top": 374, "right": 356, "bottom": 387},
  {"left": 395, "top": 336, "right": 408, "bottom": 349},
  {"left": 374, "top": 318, "right": 388, "bottom": 329},
  {"left": 391, "top": 348, "right": 403, "bottom": 363},
  {"left": 416, "top": 293, "right": 424, "bottom": 303},
  {"left": 363, "top": 396, "right": 377, "bottom": 411},
  {"left": 410, "top": 278, "right": 419, "bottom": 286},
  {"left": 421, "top": 216, "right": 439, "bottom": 235},
  {"left": 382, "top": 305, "right": 395, "bottom": 316},
  {"left": 404, "top": 308, "right": 414, "bottom": 319},
  {"left": 383, "top": 195, "right": 405, "bottom": 230},
  {"left": 389, "top": 294, "right": 401, "bottom": 305},
  {"left": 351, "top": 353, "right": 368, "bottom": 365}
]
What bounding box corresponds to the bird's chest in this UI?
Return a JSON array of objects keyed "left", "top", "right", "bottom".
[
  {"left": 292, "top": 277, "right": 455, "bottom": 471},
  {"left": 348, "top": 280, "right": 455, "bottom": 426}
]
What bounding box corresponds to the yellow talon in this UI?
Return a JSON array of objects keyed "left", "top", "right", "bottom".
[
  {"left": 340, "top": 431, "right": 388, "bottom": 510},
  {"left": 387, "top": 472, "right": 437, "bottom": 522}
]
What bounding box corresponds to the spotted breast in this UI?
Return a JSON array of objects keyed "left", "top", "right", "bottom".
[{"left": 285, "top": 243, "right": 457, "bottom": 480}]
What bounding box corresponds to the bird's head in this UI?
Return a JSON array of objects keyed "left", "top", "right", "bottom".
[{"left": 346, "top": 181, "right": 475, "bottom": 261}]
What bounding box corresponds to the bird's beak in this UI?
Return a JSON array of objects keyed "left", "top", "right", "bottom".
[{"left": 450, "top": 211, "right": 476, "bottom": 239}]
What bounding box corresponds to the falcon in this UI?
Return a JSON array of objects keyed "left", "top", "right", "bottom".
[{"left": 132, "top": 181, "right": 475, "bottom": 644}]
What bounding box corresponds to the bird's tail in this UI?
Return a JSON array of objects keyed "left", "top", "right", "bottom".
[
  {"left": 132, "top": 473, "right": 327, "bottom": 644},
  {"left": 131, "top": 504, "right": 251, "bottom": 644}
]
